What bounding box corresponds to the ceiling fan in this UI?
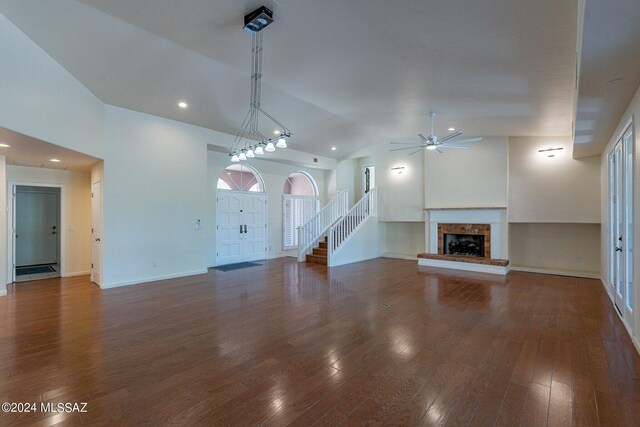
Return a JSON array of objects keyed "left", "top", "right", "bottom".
[{"left": 390, "top": 112, "right": 482, "bottom": 154}]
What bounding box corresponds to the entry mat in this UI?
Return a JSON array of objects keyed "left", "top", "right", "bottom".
[
  {"left": 16, "top": 265, "right": 57, "bottom": 276},
  {"left": 214, "top": 262, "right": 262, "bottom": 272}
]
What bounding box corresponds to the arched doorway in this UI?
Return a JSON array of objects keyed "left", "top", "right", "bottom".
[
  {"left": 283, "top": 172, "right": 320, "bottom": 250},
  {"left": 216, "top": 164, "right": 267, "bottom": 265}
]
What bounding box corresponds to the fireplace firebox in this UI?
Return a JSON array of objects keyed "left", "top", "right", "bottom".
[
  {"left": 444, "top": 233, "right": 485, "bottom": 257},
  {"left": 437, "top": 223, "right": 491, "bottom": 258}
]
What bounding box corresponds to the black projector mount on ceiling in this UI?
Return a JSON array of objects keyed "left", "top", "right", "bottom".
[{"left": 243, "top": 6, "right": 274, "bottom": 33}]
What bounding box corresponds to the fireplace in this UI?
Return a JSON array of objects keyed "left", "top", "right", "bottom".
[
  {"left": 437, "top": 223, "right": 491, "bottom": 258},
  {"left": 444, "top": 233, "right": 485, "bottom": 257},
  {"left": 420, "top": 208, "right": 509, "bottom": 275}
]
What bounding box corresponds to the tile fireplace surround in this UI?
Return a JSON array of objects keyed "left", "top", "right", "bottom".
[{"left": 419, "top": 207, "right": 509, "bottom": 275}]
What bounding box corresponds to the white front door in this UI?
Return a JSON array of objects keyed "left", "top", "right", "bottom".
[
  {"left": 15, "top": 189, "right": 59, "bottom": 266},
  {"left": 242, "top": 193, "right": 267, "bottom": 262},
  {"left": 216, "top": 191, "right": 244, "bottom": 265},
  {"left": 216, "top": 191, "right": 267, "bottom": 265},
  {"left": 91, "top": 181, "right": 102, "bottom": 285}
]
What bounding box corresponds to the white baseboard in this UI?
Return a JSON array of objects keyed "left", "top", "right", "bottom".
[
  {"left": 100, "top": 269, "right": 208, "bottom": 290},
  {"left": 418, "top": 258, "right": 509, "bottom": 275},
  {"left": 510, "top": 266, "right": 600, "bottom": 279},
  {"left": 62, "top": 270, "right": 91, "bottom": 278},
  {"left": 0, "top": 287, "right": 6, "bottom": 297},
  {"left": 382, "top": 253, "right": 418, "bottom": 261}
]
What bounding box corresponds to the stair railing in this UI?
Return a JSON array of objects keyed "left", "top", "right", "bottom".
[
  {"left": 298, "top": 190, "right": 349, "bottom": 261},
  {"left": 328, "top": 188, "right": 377, "bottom": 264}
]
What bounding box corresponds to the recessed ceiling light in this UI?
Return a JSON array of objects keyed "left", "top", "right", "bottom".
[
  {"left": 0, "top": 143, "right": 10, "bottom": 148},
  {"left": 49, "top": 158, "right": 61, "bottom": 162},
  {"left": 178, "top": 101, "right": 188, "bottom": 109},
  {"left": 331, "top": 146, "right": 337, "bottom": 151},
  {"left": 448, "top": 127, "right": 455, "bottom": 132}
]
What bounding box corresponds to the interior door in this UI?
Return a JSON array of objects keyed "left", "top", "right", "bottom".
[
  {"left": 216, "top": 191, "right": 244, "bottom": 265},
  {"left": 242, "top": 193, "right": 267, "bottom": 262},
  {"left": 15, "top": 189, "right": 59, "bottom": 266},
  {"left": 91, "top": 181, "right": 102, "bottom": 284}
]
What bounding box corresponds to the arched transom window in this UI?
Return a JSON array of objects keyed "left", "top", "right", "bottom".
[{"left": 217, "top": 164, "right": 265, "bottom": 192}]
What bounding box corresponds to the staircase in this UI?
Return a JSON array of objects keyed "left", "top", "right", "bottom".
[
  {"left": 298, "top": 188, "right": 378, "bottom": 267},
  {"left": 305, "top": 236, "right": 328, "bottom": 264},
  {"left": 298, "top": 190, "right": 349, "bottom": 263}
]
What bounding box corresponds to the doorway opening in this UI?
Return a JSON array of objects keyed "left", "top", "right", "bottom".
[
  {"left": 12, "top": 185, "right": 61, "bottom": 282},
  {"left": 283, "top": 171, "right": 320, "bottom": 250},
  {"left": 363, "top": 165, "right": 375, "bottom": 194}
]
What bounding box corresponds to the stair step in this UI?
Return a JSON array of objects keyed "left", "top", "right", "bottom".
[
  {"left": 313, "top": 248, "right": 327, "bottom": 256},
  {"left": 318, "top": 241, "right": 327, "bottom": 249},
  {"left": 306, "top": 254, "right": 327, "bottom": 265}
]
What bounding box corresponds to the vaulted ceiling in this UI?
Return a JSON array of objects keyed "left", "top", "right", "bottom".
[{"left": 1, "top": 0, "right": 634, "bottom": 159}]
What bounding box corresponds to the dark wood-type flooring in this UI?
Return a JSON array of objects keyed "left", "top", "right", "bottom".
[{"left": 1, "top": 257, "right": 639, "bottom": 426}]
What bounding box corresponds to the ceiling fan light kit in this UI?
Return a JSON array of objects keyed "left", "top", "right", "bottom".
[
  {"left": 389, "top": 111, "right": 482, "bottom": 155},
  {"left": 229, "top": 6, "right": 292, "bottom": 163}
]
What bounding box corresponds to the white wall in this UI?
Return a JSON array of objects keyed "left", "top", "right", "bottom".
[
  {"left": 0, "top": 14, "right": 104, "bottom": 159},
  {"left": 600, "top": 84, "right": 640, "bottom": 341},
  {"left": 330, "top": 218, "right": 385, "bottom": 267},
  {"left": 6, "top": 166, "right": 92, "bottom": 277},
  {"left": 509, "top": 223, "right": 600, "bottom": 277},
  {"left": 509, "top": 136, "right": 600, "bottom": 223},
  {"left": 100, "top": 106, "right": 210, "bottom": 287},
  {"left": 383, "top": 222, "right": 425, "bottom": 259},
  {"left": 425, "top": 137, "right": 508, "bottom": 209},
  {"left": 337, "top": 142, "right": 425, "bottom": 222},
  {"left": 208, "top": 150, "right": 327, "bottom": 265},
  {"left": 336, "top": 158, "right": 357, "bottom": 207},
  {"left": 507, "top": 136, "right": 601, "bottom": 276}
]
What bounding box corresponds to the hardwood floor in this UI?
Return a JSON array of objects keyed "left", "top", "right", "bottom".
[{"left": 0, "top": 257, "right": 638, "bottom": 426}]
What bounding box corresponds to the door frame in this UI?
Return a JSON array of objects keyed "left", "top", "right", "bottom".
[
  {"left": 215, "top": 189, "right": 268, "bottom": 266},
  {"left": 7, "top": 182, "right": 65, "bottom": 284},
  {"left": 91, "top": 180, "right": 102, "bottom": 285}
]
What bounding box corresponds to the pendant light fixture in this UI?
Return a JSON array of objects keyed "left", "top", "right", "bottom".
[{"left": 228, "top": 6, "right": 292, "bottom": 163}]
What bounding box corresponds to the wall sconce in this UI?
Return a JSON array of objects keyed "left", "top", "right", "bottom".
[
  {"left": 538, "top": 147, "right": 564, "bottom": 158},
  {"left": 390, "top": 166, "right": 405, "bottom": 174}
]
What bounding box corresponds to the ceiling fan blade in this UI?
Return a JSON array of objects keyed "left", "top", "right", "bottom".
[
  {"left": 408, "top": 148, "right": 423, "bottom": 155},
  {"left": 446, "top": 137, "right": 482, "bottom": 144},
  {"left": 390, "top": 145, "right": 427, "bottom": 152},
  {"left": 418, "top": 134, "right": 428, "bottom": 142},
  {"left": 437, "top": 131, "right": 463, "bottom": 143},
  {"left": 439, "top": 145, "right": 470, "bottom": 149},
  {"left": 390, "top": 142, "right": 421, "bottom": 145},
  {"left": 435, "top": 148, "right": 443, "bottom": 154}
]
